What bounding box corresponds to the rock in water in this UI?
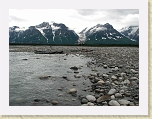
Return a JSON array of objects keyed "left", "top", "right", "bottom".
[
  {"left": 86, "top": 95, "right": 96, "bottom": 102},
  {"left": 39, "top": 75, "right": 50, "bottom": 80},
  {"left": 74, "top": 75, "right": 81, "bottom": 78},
  {"left": 70, "top": 66, "right": 78, "bottom": 70},
  {"left": 67, "top": 88, "right": 77, "bottom": 94},
  {"left": 90, "top": 73, "right": 97, "bottom": 77},
  {"left": 81, "top": 98, "right": 88, "bottom": 104},
  {"left": 51, "top": 100, "right": 58, "bottom": 105}
]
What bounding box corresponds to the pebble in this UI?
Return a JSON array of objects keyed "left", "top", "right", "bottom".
[
  {"left": 58, "top": 94, "right": 63, "bottom": 97},
  {"left": 111, "top": 95, "right": 115, "bottom": 100},
  {"left": 130, "top": 69, "right": 138, "bottom": 74},
  {"left": 124, "top": 92, "right": 131, "bottom": 97},
  {"left": 68, "top": 88, "right": 77, "bottom": 94},
  {"left": 120, "top": 86, "right": 128, "bottom": 90},
  {"left": 86, "top": 95, "right": 96, "bottom": 102},
  {"left": 103, "top": 65, "right": 108, "bottom": 68},
  {"left": 39, "top": 75, "right": 50, "bottom": 80},
  {"left": 108, "top": 89, "right": 116, "bottom": 95},
  {"left": 115, "top": 93, "right": 122, "bottom": 98},
  {"left": 90, "top": 73, "right": 97, "bottom": 77},
  {"left": 58, "top": 88, "right": 62, "bottom": 91},
  {"left": 74, "top": 75, "right": 81, "bottom": 78},
  {"left": 23, "top": 58, "right": 28, "bottom": 60},
  {"left": 81, "top": 98, "right": 88, "bottom": 104},
  {"left": 34, "top": 99, "right": 40, "bottom": 102},
  {"left": 118, "top": 77, "right": 123, "bottom": 80},
  {"left": 70, "top": 66, "right": 78, "bottom": 70},
  {"left": 109, "top": 100, "right": 120, "bottom": 106},
  {"left": 51, "top": 100, "right": 58, "bottom": 105},
  {"left": 129, "top": 77, "right": 138, "bottom": 80},
  {"left": 97, "top": 80, "right": 105, "bottom": 85},
  {"left": 102, "top": 74, "right": 109, "bottom": 78},
  {"left": 97, "top": 95, "right": 111, "bottom": 103},
  {"left": 62, "top": 76, "right": 67, "bottom": 79},
  {"left": 124, "top": 79, "right": 130, "bottom": 84},
  {"left": 87, "top": 102, "right": 94, "bottom": 106},
  {"left": 120, "top": 72, "right": 126, "bottom": 77},
  {"left": 74, "top": 71, "right": 79, "bottom": 73},
  {"left": 119, "top": 90, "right": 125, "bottom": 94},
  {"left": 111, "top": 75, "right": 117, "bottom": 80}
]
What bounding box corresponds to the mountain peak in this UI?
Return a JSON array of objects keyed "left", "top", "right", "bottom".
[
  {"left": 103, "top": 23, "right": 113, "bottom": 29},
  {"left": 119, "top": 25, "right": 139, "bottom": 41}
]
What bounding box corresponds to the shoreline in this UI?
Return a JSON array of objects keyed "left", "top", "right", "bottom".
[{"left": 9, "top": 45, "right": 139, "bottom": 106}]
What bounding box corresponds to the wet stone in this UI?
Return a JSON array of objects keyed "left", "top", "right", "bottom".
[
  {"left": 74, "top": 71, "right": 79, "bottom": 74},
  {"left": 58, "top": 94, "right": 63, "bottom": 97},
  {"left": 120, "top": 72, "right": 126, "bottom": 77},
  {"left": 70, "top": 66, "right": 78, "bottom": 70},
  {"left": 23, "top": 58, "right": 28, "bottom": 60},
  {"left": 102, "top": 74, "right": 109, "bottom": 79},
  {"left": 111, "top": 75, "right": 117, "bottom": 80},
  {"left": 39, "top": 75, "right": 50, "bottom": 80},
  {"left": 86, "top": 95, "right": 96, "bottom": 102},
  {"left": 109, "top": 100, "right": 120, "bottom": 106},
  {"left": 103, "top": 65, "right": 108, "bottom": 68},
  {"left": 97, "top": 95, "right": 111, "bottom": 103},
  {"left": 90, "top": 73, "right": 97, "bottom": 77},
  {"left": 51, "top": 100, "right": 58, "bottom": 105},
  {"left": 115, "top": 93, "right": 122, "bottom": 98},
  {"left": 108, "top": 89, "right": 116, "bottom": 95},
  {"left": 87, "top": 102, "right": 94, "bottom": 106},
  {"left": 111, "top": 95, "right": 115, "bottom": 100},
  {"left": 129, "top": 77, "right": 138, "bottom": 80},
  {"left": 68, "top": 88, "right": 77, "bottom": 94},
  {"left": 81, "top": 98, "right": 88, "bottom": 104},
  {"left": 74, "top": 75, "right": 81, "bottom": 78},
  {"left": 124, "top": 79, "right": 130, "bottom": 84},
  {"left": 34, "top": 99, "right": 40, "bottom": 102},
  {"left": 124, "top": 92, "right": 131, "bottom": 97},
  {"left": 130, "top": 69, "right": 138, "bottom": 74},
  {"left": 97, "top": 80, "right": 105, "bottom": 85}
]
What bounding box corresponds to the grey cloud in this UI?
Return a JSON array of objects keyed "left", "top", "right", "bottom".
[
  {"left": 106, "top": 9, "right": 138, "bottom": 15},
  {"left": 76, "top": 9, "right": 138, "bottom": 16},
  {"left": 76, "top": 9, "right": 99, "bottom": 16},
  {"left": 9, "top": 15, "right": 27, "bottom": 22}
]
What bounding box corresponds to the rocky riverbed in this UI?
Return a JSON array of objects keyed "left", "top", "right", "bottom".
[{"left": 9, "top": 45, "right": 139, "bottom": 106}]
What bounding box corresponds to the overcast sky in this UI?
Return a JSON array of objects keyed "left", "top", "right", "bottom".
[{"left": 9, "top": 9, "right": 139, "bottom": 33}]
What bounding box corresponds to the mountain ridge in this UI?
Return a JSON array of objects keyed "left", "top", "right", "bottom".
[{"left": 9, "top": 22, "right": 139, "bottom": 45}]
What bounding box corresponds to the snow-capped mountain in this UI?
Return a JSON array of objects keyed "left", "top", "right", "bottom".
[
  {"left": 9, "top": 22, "right": 79, "bottom": 44},
  {"left": 79, "top": 23, "right": 138, "bottom": 45},
  {"left": 119, "top": 26, "right": 139, "bottom": 41}
]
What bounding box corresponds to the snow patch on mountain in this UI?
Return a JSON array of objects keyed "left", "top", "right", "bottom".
[
  {"left": 51, "top": 25, "right": 61, "bottom": 31},
  {"left": 9, "top": 26, "right": 28, "bottom": 32},
  {"left": 35, "top": 27, "right": 49, "bottom": 43},
  {"left": 119, "top": 26, "right": 138, "bottom": 35}
]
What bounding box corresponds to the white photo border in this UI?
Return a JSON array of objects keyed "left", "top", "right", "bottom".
[{"left": 0, "top": 0, "right": 148, "bottom": 115}]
